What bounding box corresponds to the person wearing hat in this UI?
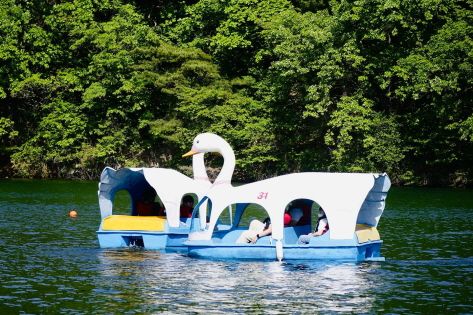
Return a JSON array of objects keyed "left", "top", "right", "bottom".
[{"left": 297, "top": 207, "right": 329, "bottom": 244}]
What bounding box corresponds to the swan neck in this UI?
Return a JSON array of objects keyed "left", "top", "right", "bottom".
[
  {"left": 215, "top": 142, "right": 235, "bottom": 184},
  {"left": 192, "top": 153, "right": 209, "bottom": 182}
]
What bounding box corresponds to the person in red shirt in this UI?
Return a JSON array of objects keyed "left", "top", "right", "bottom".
[
  {"left": 136, "top": 187, "right": 163, "bottom": 216},
  {"left": 180, "top": 195, "right": 195, "bottom": 218}
]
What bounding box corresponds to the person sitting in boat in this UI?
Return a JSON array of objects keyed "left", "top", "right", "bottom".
[
  {"left": 236, "top": 216, "right": 272, "bottom": 244},
  {"left": 297, "top": 208, "right": 329, "bottom": 244},
  {"left": 180, "top": 195, "right": 195, "bottom": 218},
  {"left": 136, "top": 187, "right": 163, "bottom": 216},
  {"left": 286, "top": 205, "right": 303, "bottom": 226},
  {"left": 289, "top": 199, "right": 311, "bottom": 225},
  {"left": 236, "top": 207, "right": 303, "bottom": 244}
]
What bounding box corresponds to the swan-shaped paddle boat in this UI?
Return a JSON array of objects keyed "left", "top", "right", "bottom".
[
  {"left": 182, "top": 133, "right": 391, "bottom": 261},
  {"left": 96, "top": 154, "right": 211, "bottom": 251}
]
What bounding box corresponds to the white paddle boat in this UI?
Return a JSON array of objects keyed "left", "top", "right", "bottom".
[{"left": 183, "top": 133, "right": 391, "bottom": 261}]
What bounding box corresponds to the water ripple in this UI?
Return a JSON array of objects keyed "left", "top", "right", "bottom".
[{"left": 0, "top": 181, "right": 472, "bottom": 313}]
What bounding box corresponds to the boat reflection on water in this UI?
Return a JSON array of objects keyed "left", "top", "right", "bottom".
[
  {"left": 96, "top": 249, "right": 381, "bottom": 313},
  {"left": 307, "top": 263, "right": 379, "bottom": 312},
  {"left": 266, "top": 261, "right": 380, "bottom": 313}
]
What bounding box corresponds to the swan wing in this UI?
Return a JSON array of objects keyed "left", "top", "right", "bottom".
[
  {"left": 143, "top": 168, "right": 211, "bottom": 227},
  {"left": 203, "top": 172, "right": 381, "bottom": 240}
]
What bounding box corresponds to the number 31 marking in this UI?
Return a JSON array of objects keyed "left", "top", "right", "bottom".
[{"left": 257, "top": 192, "right": 269, "bottom": 199}]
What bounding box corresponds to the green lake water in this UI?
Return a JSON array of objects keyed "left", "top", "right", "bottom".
[{"left": 0, "top": 179, "right": 472, "bottom": 314}]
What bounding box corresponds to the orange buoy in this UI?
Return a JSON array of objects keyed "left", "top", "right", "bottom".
[{"left": 68, "top": 210, "right": 78, "bottom": 218}]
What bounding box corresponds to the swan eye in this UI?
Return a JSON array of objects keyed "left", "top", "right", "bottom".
[{"left": 196, "top": 140, "right": 200, "bottom": 144}]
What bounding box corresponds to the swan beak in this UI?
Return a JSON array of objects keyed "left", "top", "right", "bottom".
[{"left": 182, "top": 149, "right": 199, "bottom": 158}]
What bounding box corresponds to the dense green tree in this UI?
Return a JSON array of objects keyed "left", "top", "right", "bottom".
[
  {"left": 372, "top": 0, "right": 473, "bottom": 184},
  {"left": 0, "top": 0, "right": 471, "bottom": 185},
  {"left": 4, "top": 0, "right": 272, "bottom": 179},
  {"left": 165, "top": 0, "right": 292, "bottom": 76},
  {"left": 232, "top": 0, "right": 466, "bottom": 183}
]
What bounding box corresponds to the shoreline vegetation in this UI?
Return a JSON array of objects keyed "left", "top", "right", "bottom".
[
  {"left": 0, "top": 0, "right": 471, "bottom": 187},
  {"left": 0, "top": 166, "right": 471, "bottom": 188}
]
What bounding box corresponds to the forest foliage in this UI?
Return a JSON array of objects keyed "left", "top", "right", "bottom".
[{"left": 0, "top": 0, "right": 471, "bottom": 186}]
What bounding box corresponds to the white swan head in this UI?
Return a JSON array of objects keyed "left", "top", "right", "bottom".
[
  {"left": 182, "top": 133, "right": 231, "bottom": 157},
  {"left": 182, "top": 133, "right": 235, "bottom": 185}
]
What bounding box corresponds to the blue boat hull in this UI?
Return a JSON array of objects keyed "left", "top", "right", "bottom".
[
  {"left": 97, "top": 223, "right": 384, "bottom": 262},
  {"left": 184, "top": 225, "right": 384, "bottom": 261},
  {"left": 186, "top": 240, "right": 383, "bottom": 261},
  {"left": 97, "top": 217, "right": 198, "bottom": 252},
  {"left": 97, "top": 230, "right": 189, "bottom": 253}
]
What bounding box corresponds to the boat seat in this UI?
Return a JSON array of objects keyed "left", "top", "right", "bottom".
[
  {"left": 255, "top": 236, "right": 272, "bottom": 245},
  {"left": 216, "top": 226, "right": 312, "bottom": 244},
  {"left": 102, "top": 215, "right": 166, "bottom": 231},
  {"left": 308, "top": 231, "right": 331, "bottom": 244},
  {"left": 215, "top": 229, "right": 275, "bottom": 245},
  {"left": 283, "top": 225, "right": 311, "bottom": 244},
  {"left": 217, "top": 228, "right": 247, "bottom": 243},
  {"left": 355, "top": 224, "right": 380, "bottom": 243}
]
